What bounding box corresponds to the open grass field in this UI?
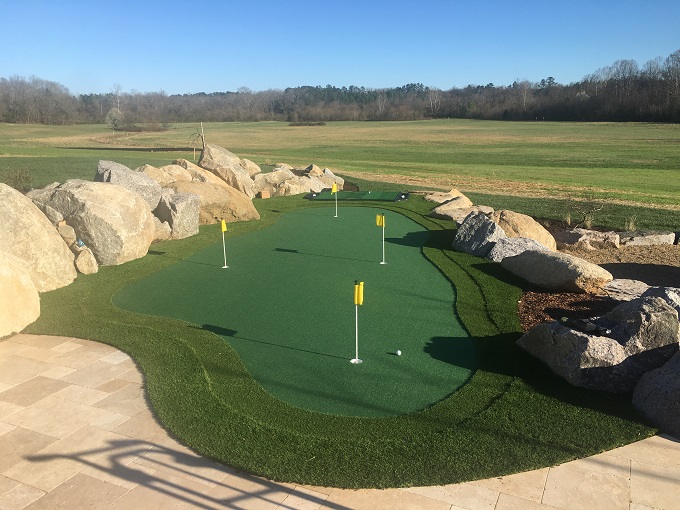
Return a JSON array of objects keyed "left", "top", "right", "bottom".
[
  {"left": 23, "top": 195, "right": 656, "bottom": 488},
  {"left": 1, "top": 119, "right": 678, "bottom": 230}
]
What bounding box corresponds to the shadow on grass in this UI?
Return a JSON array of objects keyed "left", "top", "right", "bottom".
[
  {"left": 273, "top": 247, "right": 374, "bottom": 263},
  {"left": 600, "top": 262, "right": 680, "bottom": 287}
]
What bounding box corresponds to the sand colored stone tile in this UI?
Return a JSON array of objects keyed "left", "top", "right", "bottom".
[
  {"left": 630, "top": 459, "right": 680, "bottom": 509},
  {"left": 0, "top": 402, "right": 23, "bottom": 421},
  {"left": 76, "top": 439, "right": 156, "bottom": 490},
  {"left": 0, "top": 422, "right": 16, "bottom": 437},
  {"left": 48, "top": 341, "right": 82, "bottom": 354},
  {"left": 116, "top": 368, "right": 144, "bottom": 384},
  {"left": 495, "top": 493, "right": 562, "bottom": 510},
  {"left": 71, "top": 339, "right": 117, "bottom": 353},
  {"left": 94, "top": 383, "right": 146, "bottom": 417},
  {"left": 203, "top": 473, "right": 293, "bottom": 509},
  {"left": 3, "top": 394, "right": 125, "bottom": 439},
  {"left": 0, "top": 384, "right": 10, "bottom": 394},
  {"left": 9, "top": 334, "right": 69, "bottom": 349},
  {"left": 96, "top": 378, "right": 133, "bottom": 394},
  {"left": 470, "top": 467, "right": 549, "bottom": 503},
  {"left": 405, "top": 482, "right": 499, "bottom": 509},
  {"left": 0, "top": 475, "right": 19, "bottom": 496},
  {"left": 22, "top": 473, "right": 127, "bottom": 510},
  {"left": 0, "top": 342, "right": 30, "bottom": 359},
  {"left": 323, "top": 488, "right": 450, "bottom": 509},
  {"left": 297, "top": 484, "right": 335, "bottom": 496},
  {"left": 561, "top": 451, "right": 631, "bottom": 478},
  {"left": 279, "top": 485, "right": 330, "bottom": 509},
  {"left": 0, "top": 377, "right": 70, "bottom": 407},
  {"left": 629, "top": 504, "right": 657, "bottom": 510},
  {"left": 133, "top": 442, "right": 232, "bottom": 489},
  {"left": 0, "top": 483, "right": 45, "bottom": 510},
  {"left": 0, "top": 357, "right": 54, "bottom": 386},
  {"left": 46, "top": 348, "right": 114, "bottom": 370},
  {"left": 58, "top": 360, "right": 133, "bottom": 389},
  {"left": 541, "top": 462, "right": 630, "bottom": 510},
  {"left": 39, "top": 366, "right": 76, "bottom": 380},
  {"left": 13, "top": 346, "right": 62, "bottom": 363},
  {"left": 100, "top": 351, "right": 131, "bottom": 364},
  {"left": 52, "top": 385, "right": 109, "bottom": 406},
  {"left": 606, "top": 434, "right": 680, "bottom": 469},
  {"left": 112, "top": 413, "right": 174, "bottom": 446},
  {"left": 0, "top": 427, "right": 56, "bottom": 473}
]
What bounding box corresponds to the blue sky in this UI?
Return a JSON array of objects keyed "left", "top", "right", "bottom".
[{"left": 2, "top": 0, "right": 678, "bottom": 95}]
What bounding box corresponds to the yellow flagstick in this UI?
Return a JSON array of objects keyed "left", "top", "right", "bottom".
[
  {"left": 221, "top": 219, "right": 229, "bottom": 269},
  {"left": 351, "top": 281, "right": 364, "bottom": 364},
  {"left": 376, "top": 213, "right": 386, "bottom": 264},
  {"left": 331, "top": 182, "right": 338, "bottom": 217}
]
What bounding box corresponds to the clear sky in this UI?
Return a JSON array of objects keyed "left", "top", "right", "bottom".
[{"left": 2, "top": 0, "right": 678, "bottom": 95}]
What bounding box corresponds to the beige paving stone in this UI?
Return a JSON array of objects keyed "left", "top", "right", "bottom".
[
  {"left": 39, "top": 366, "right": 76, "bottom": 380},
  {"left": 94, "top": 383, "right": 146, "bottom": 417},
  {"left": 88, "top": 411, "right": 130, "bottom": 432},
  {"left": 3, "top": 395, "right": 125, "bottom": 439},
  {"left": 0, "top": 357, "right": 54, "bottom": 386},
  {"left": 46, "top": 348, "right": 114, "bottom": 370},
  {"left": 630, "top": 459, "right": 680, "bottom": 510},
  {"left": 13, "top": 346, "right": 62, "bottom": 363},
  {"left": 132, "top": 442, "right": 231, "bottom": 488},
  {"left": 59, "top": 360, "right": 134, "bottom": 389},
  {"left": 116, "top": 368, "right": 144, "bottom": 384},
  {"left": 0, "top": 377, "right": 70, "bottom": 407},
  {"left": 22, "top": 473, "right": 127, "bottom": 510},
  {"left": 0, "top": 427, "right": 56, "bottom": 474},
  {"left": 9, "top": 334, "right": 70, "bottom": 349},
  {"left": 495, "top": 493, "right": 562, "bottom": 510},
  {"left": 0, "top": 483, "right": 45, "bottom": 510},
  {"left": 280, "top": 485, "right": 330, "bottom": 509},
  {"left": 71, "top": 339, "right": 117, "bottom": 353},
  {"left": 563, "top": 451, "right": 631, "bottom": 478},
  {"left": 0, "top": 422, "right": 16, "bottom": 437},
  {"left": 323, "top": 488, "right": 450, "bottom": 509},
  {"left": 0, "top": 475, "right": 19, "bottom": 496},
  {"left": 112, "top": 413, "right": 175, "bottom": 446},
  {"left": 96, "top": 379, "right": 132, "bottom": 394},
  {"left": 470, "top": 467, "right": 549, "bottom": 503},
  {"left": 405, "top": 482, "right": 499, "bottom": 509},
  {"left": 48, "top": 341, "right": 82, "bottom": 354},
  {"left": 100, "top": 351, "right": 131, "bottom": 364},
  {"left": 298, "top": 484, "right": 335, "bottom": 496},
  {"left": 51, "top": 385, "right": 109, "bottom": 406},
  {"left": 202, "top": 473, "right": 293, "bottom": 510},
  {"left": 0, "top": 384, "right": 11, "bottom": 394},
  {"left": 0, "top": 402, "right": 23, "bottom": 421},
  {"left": 606, "top": 434, "right": 680, "bottom": 469},
  {"left": 0, "top": 342, "right": 30, "bottom": 360},
  {"left": 629, "top": 504, "right": 657, "bottom": 510},
  {"left": 541, "top": 462, "right": 630, "bottom": 510},
  {"left": 76, "top": 439, "right": 157, "bottom": 490}
]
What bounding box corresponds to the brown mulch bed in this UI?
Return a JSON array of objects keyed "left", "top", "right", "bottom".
[{"left": 518, "top": 244, "right": 680, "bottom": 332}]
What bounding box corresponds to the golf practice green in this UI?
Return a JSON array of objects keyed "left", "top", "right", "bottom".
[{"left": 114, "top": 206, "right": 475, "bottom": 417}]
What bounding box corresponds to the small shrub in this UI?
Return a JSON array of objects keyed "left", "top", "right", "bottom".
[
  {"left": 624, "top": 215, "right": 637, "bottom": 231},
  {"left": 4, "top": 168, "right": 32, "bottom": 192}
]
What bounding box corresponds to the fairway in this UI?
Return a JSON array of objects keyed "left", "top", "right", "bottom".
[{"left": 113, "top": 206, "right": 474, "bottom": 417}]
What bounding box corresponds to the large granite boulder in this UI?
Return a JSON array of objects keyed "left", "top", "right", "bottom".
[
  {"left": 31, "top": 180, "right": 155, "bottom": 266},
  {"left": 0, "top": 252, "right": 40, "bottom": 337},
  {"left": 431, "top": 205, "right": 494, "bottom": 225},
  {"left": 501, "top": 249, "right": 613, "bottom": 293},
  {"left": 619, "top": 231, "right": 676, "bottom": 246},
  {"left": 642, "top": 286, "right": 680, "bottom": 316},
  {"left": 74, "top": 247, "right": 99, "bottom": 275},
  {"left": 1, "top": 183, "right": 76, "bottom": 292},
  {"left": 452, "top": 211, "right": 507, "bottom": 257},
  {"left": 198, "top": 144, "right": 255, "bottom": 198},
  {"left": 633, "top": 351, "right": 680, "bottom": 438},
  {"left": 173, "top": 159, "right": 237, "bottom": 189},
  {"left": 95, "top": 160, "right": 162, "bottom": 210},
  {"left": 252, "top": 169, "right": 297, "bottom": 196},
  {"left": 490, "top": 210, "right": 556, "bottom": 251},
  {"left": 168, "top": 181, "right": 260, "bottom": 224},
  {"left": 318, "top": 168, "right": 344, "bottom": 189},
  {"left": 137, "top": 164, "right": 193, "bottom": 186},
  {"left": 604, "top": 279, "right": 651, "bottom": 302},
  {"left": 154, "top": 190, "right": 200, "bottom": 239},
  {"left": 486, "top": 237, "right": 548, "bottom": 263},
  {"left": 305, "top": 164, "right": 323, "bottom": 177},
  {"left": 424, "top": 188, "right": 472, "bottom": 205},
  {"left": 553, "top": 228, "right": 620, "bottom": 250},
  {"left": 518, "top": 296, "right": 680, "bottom": 392},
  {"left": 240, "top": 158, "right": 261, "bottom": 178}
]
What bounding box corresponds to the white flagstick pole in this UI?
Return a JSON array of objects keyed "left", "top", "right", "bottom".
[
  {"left": 334, "top": 190, "right": 338, "bottom": 218},
  {"left": 222, "top": 230, "right": 228, "bottom": 269},
  {"left": 380, "top": 215, "right": 386, "bottom": 265},
  {"left": 351, "top": 281, "right": 363, "bottom": 364}
]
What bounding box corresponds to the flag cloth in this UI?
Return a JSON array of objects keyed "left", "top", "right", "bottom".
[
  {"left": 376, "top": 214, "right": 385, "bottom": 227},
  {"left": 331, "top": 182, "right": 338, "bottom": 194},
  {"left": 221, "top": 220, "right": 227, "bottom": 232},
  {"left": 354, "top": 281, "right": 364, "bottom": 306}
]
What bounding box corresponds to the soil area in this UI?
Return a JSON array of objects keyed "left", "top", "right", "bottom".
[{"left": 518, "top": 243, "right": 680, "bottom": 332}]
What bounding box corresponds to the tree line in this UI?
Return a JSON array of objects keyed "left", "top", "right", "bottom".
[{"left": 1, "top": 49, "right": 679, "bottom": 126}]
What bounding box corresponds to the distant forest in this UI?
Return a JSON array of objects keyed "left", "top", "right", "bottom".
[{"left": 1, "top": 49, "right": 679, "bottom": 126}]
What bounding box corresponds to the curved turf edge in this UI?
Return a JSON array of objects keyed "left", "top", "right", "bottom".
[{"left": 21, "top": 194, "right": 656, "bottom": 488}]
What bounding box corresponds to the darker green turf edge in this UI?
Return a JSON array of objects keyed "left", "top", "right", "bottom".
[{"left": 20, "top": 194, "right": 656, "bottom": 488}]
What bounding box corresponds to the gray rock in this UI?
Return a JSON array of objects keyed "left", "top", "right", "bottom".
[
  {"left": 490, "top": 210, "right": 557, "bottom": 251},
  {"left": 153, "top": 216, "right": 172, "bottom": 241},
  {"left": 452, "top": 211, "right": 507, "bottom": 257},
  {"left": 74, "top": 247, "right": 99, "bottom": 275},
  {"left": 57, "top": 224, "right": 77, "bottom": 247},
  {"left": 198, "top": 144, "right": 255, "bottom": 198},
  {"left": 604, "top": 279, "right": 651, "bottom": 301},
  {"left": 430, "top": 205, "right": 494, "bottom": 224},
  {"left": 154, "top": 191, "right": 200, "bottom": 240},
  {"left": 633, "top": 351, "right": 680, "bottom": 438},
  {"left": 167, "top": 181, "right": 260, "bottom": 224},
  {"left": 0, "top": 252, "right": 40, "bottom": 337},
  {"left": 252, "top": 169, "right": 297, "bottom": 196},
  {"left": 518, "top": 296, "right": 680, "bottom": 392},
  {"left": 553, "top": 228, "right": 620, "bottom": 250},
  {"left": 642, "top": 286, "right": 680, "bottom": 316},
  {"left": 501, "top": 249, "right": 613, "bottom": 294},
  {"left": 619, "top": 231, "right": 676, "bottom": 246},
  {"left": 0, "top": 183, "right": 76, "bottom": 292},
  {"left": 95, "top": 160, "right": 162, "bottom": 210},
  {"left": 486, "top": 237, "right": 548, "bottom": 263}
]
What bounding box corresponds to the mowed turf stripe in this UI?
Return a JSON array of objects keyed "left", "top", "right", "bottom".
[{"left": 114, "top": 206, "right": 474, "bottom": 416}]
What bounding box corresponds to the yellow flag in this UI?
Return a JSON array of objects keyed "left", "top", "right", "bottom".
[
  {"left": 376, "top": 214, "right": 385, "bottom": 228},
  {"left": 354, "top": 281, "right": 364, "bottom": 306},
  {"left": 221, "top": 219, "right": 227, "bottom": 232},
  {"left": 331, "top": 182, "right": 338, "bottom": 194}
]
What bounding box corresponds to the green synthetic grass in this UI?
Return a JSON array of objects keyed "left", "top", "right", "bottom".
[
  {"left": 22, "top": 195, "right": 656, "bottom": 488},
  {"left": 307, "top": 190, "right": 409, "bottom": 201},
  {"left": 113, "top": 206, "right": 473, "bottom": 417}
]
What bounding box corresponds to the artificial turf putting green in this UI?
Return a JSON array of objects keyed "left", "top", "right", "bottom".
[
  {"left": 114, "top": 206, "right": 474, "bottom": 417},
  {"left": 307, "top": 190, "right": 409, "bottom": 201}
]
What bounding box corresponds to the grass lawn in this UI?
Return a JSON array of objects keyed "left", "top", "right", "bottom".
[{"left": 23, "top": 194, "right": 656, "bottom": 488}]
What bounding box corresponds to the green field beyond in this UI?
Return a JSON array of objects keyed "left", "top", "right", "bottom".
[{"left": 114, "top": 206, "right": 474, "bottom": 416}]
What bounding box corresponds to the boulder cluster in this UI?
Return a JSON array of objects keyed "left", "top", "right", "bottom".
[
  {"left": 431, "top": 188, "right": 680, "bottom": 438},
  {"left": 0, "top": 144, "right": 343, "bottom": 338}
]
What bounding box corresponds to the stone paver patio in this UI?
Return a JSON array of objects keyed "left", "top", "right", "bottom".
[{"left": 0, "top": 333, "right": 679, "bottom": 510}]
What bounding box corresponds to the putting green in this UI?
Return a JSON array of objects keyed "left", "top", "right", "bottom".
[{"left": 114, "top": 206, "right": 474, "bottom": 417}]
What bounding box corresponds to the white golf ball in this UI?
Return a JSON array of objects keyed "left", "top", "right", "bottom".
[{"left": 396, "top": 350, "right": 401, "bottom": 356}]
